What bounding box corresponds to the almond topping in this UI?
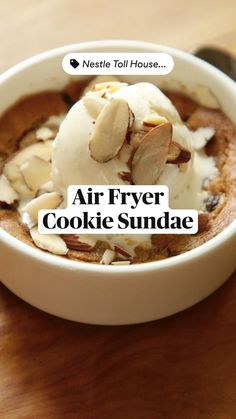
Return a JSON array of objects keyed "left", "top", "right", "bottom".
[
  {"left": 0, "top": 174, "right": 18, "bottom": 204},
  {"left": 82, "top": 76, "right": 120, "bottom": 94},
  {"left": 192, "top": 127, "right": 215, "bottom": 150},
  {"left": 101, "top": 249, "right": 116, "bottom": 265},
  {"left": 89, "top": 98, "right": 130, "bottom": 163},
  {"left": 3, "top": 142, "right": 52, "bottom": 199},
  {"left": 37, "top": 180, "right": 54, "bottom": 196},
  {"left": 3, "top": 162, "right": 33, "bottom": 199},
  {"left": 114, "top": 245, "right": 132, "bottom": 259},
  {"left": 36, "top": 126, "right": 54, "bottom": 141},
  {"left": 83, "top": 95, "right": 108, "bottom": 119},
  {"left": 167, "top": 141, "right": 191, "bottom": 164},
  {"left": 22, "top": 192, "right": 62, "bottom": 224},
  {"left": 20, "top": 156, "right": 51, "bottom": 195},
  {"left": 6, "top": 141, "right": 52, "bottom": 166},
  {"left": 30, "top": 227, "right": 68, "bottom": 255},
  {"left": 131, "top": 122, "right": 172, "bottom": 185},
  {"left": 61, "top": 235, "right": 94, "bottom": 251},
  {"left": 142, "top": 114, "right": 167, "bottom": 127},
  {"left": 94, "top": 81, "right": 127, "bottom": 93}
]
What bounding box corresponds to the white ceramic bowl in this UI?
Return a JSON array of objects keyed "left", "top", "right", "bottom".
[{"left": 0, "top": 41, "right": 235, "bottom": 325}]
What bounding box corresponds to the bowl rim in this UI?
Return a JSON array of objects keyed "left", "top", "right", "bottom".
[
  {"left": 0, "top": 39, "right": 236, "bottom": 275},
  {"left": 0, "top": 221, "right": 235, "bottom": 275}
]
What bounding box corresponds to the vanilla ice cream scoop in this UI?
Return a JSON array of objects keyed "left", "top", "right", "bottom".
[
  {"left": 51, "top": 80, "right": 217, "bottom": 255},
  {"left": 52, "top": 81, "right": 216, "bottom": 206},
  {"left": 52, "top": 82, "right": 179, "bottom": 193}
]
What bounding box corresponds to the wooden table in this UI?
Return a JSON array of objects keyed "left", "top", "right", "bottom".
[
  {"left": 0, "top": 1, "right": 236, "bottom": 417},
  {"left": 2, "top": 0, "right": 236, "bottom": 74}
]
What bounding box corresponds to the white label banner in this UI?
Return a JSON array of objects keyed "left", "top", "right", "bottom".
[
  {"left": 62, "top": 53, "right": 174, "bottom": 75},
  {"left": 38, "top": 186, "right": 198, "bottom": 235}
]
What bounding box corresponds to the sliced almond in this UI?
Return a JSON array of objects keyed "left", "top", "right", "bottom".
[
  {"left": 100, "top": 249, "right": 116, "bottom": 265},
  {"left": 131, "top": 123, "right": 172, "bottom": 185},
  {"left": 78, "top": 235, "right": 97, "bottom": 248},
  {"left": 0, "top": 174, "right": 18, "bottom": 204},
  {"left": 114, "top": 245, "right": 132, "bottom": 259},
  {"left": 36, "top": 126, "right": 54, "bottom": 141},
  {"left": 20, "top": 156, "right": 51, "bottom": 194},
  {"left": 142, "top": 114, "right": 167, "bottom": 128},
  {"left": 30, "top": 227, "right": 68, "bottom": 255},
  {"left": 61, "top": 234, "right": 94, "bottom": 251},
  {"left": 94, "top": 81, "right": 127, "bottom": 93},
  {"left": 192, "top": 127, "right": 215, "bottom": 150},
  {"left": 89, "top": 98, "right": 130, "bottom": 163},
  {"left": 37, "top": 180, "right": 54, "bottom": 195},
  {"left": 7, "top": 141, "right": 52, "bottom": 167},
  {"left": 3, "top": 162, "right": 33, "bottom": 198},
  {"left": 82, "top": 76, "right": 120, "bottom": 94},
  {"left": 83, "top": 95, "right": 108, "bottom": 119},
  {"left": 46, "top": 114, "right": 65, "bottom": 126},
  {"left": 3, "top": 141, "right": 53, "bottom": 198},
  {"left": 167, "top": 141, "right": 191, "bottom": 164},
  {"left": 23, "top": 192, "right": 62, "bottom": 223}
]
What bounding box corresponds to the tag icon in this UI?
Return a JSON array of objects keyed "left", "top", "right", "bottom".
[{"left": 70, "top": 59, "right": 79, "bottom": 69}]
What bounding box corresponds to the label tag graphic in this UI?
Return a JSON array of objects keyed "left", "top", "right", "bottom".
[
  {"left": 38, "top": 185, "right": 198, "bottom": 235},
  {"left": 62, "top": 53, "right": 174, "bottom": 75}
]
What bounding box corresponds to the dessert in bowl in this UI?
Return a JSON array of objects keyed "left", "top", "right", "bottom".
[{"left": 0, "top": 41, "right": 235, "bottom": 324}]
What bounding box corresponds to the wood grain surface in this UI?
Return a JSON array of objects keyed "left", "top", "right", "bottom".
[
  {"left": 0, "top": 1, "right": 236, "bottom": 418},
  {"left": 1, "top": 0, "right": 236, "bottom": 74},
  {"left": 0, "top": 275, "right": 236, "bottom": 419}
]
